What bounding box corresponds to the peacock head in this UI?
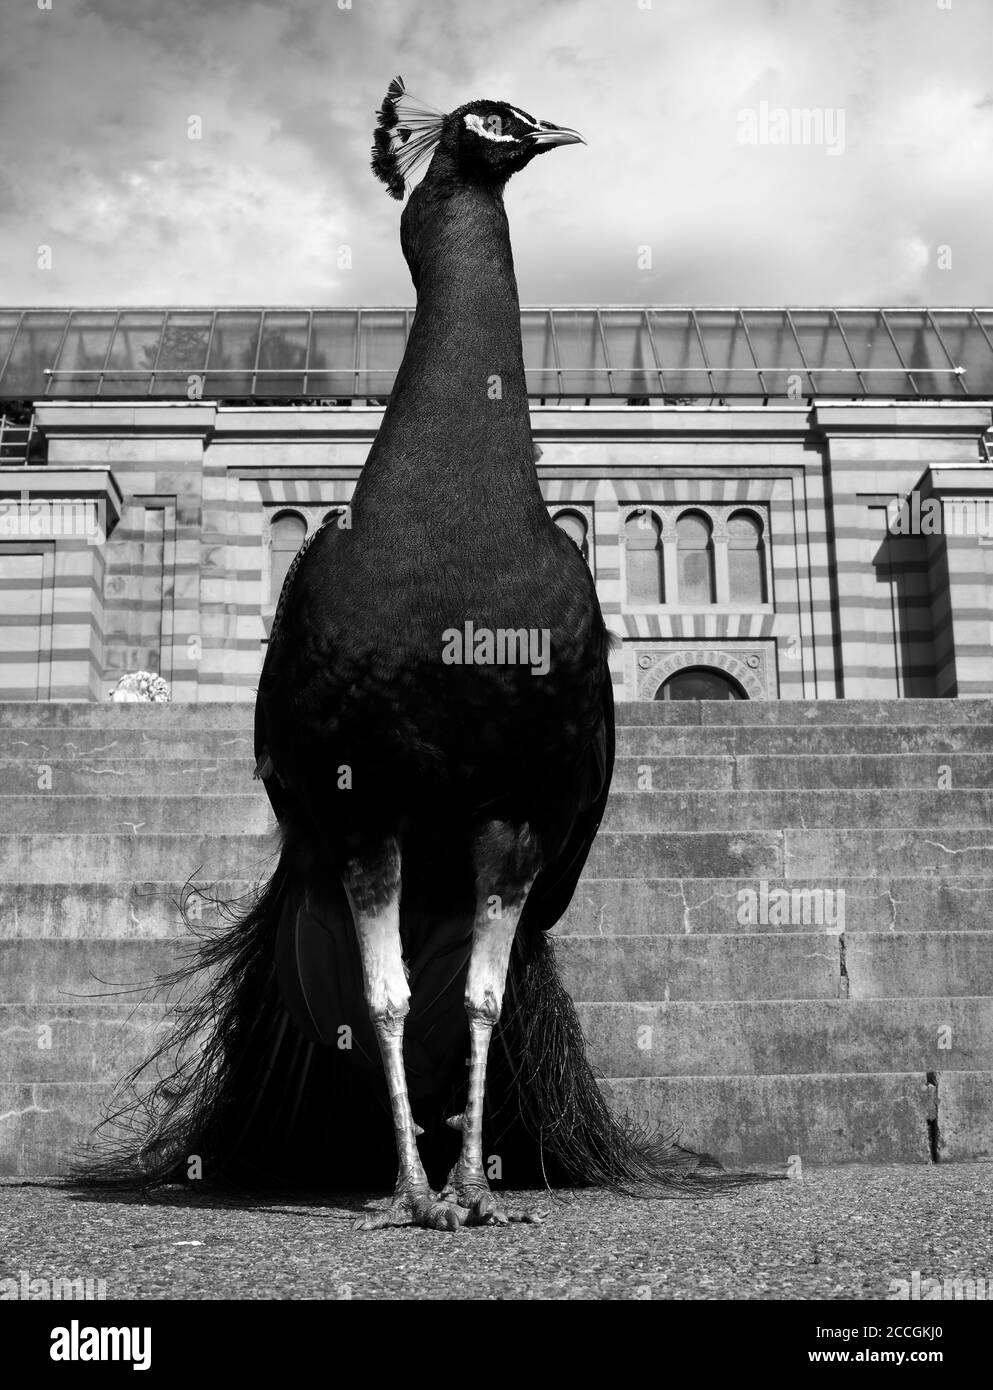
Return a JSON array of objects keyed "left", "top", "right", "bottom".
[{"left": 371, "top": 77, "right": 584, "bottom": 200}]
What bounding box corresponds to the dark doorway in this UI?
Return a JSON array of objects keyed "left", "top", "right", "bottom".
[{"left": 657, "top": 667, "right": 747, "bottom": 701}]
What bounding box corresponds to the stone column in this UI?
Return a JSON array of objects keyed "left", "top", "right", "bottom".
[{"left": 917, "top": 464, "right": 993, "bottom": 696}]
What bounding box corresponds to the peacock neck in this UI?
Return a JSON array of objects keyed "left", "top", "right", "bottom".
[{"left": 354, "top": 169, "right": 543, "bottom": 527}]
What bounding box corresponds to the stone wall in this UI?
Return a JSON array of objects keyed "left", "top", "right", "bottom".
[{"left": 0, "top": 398, "right": 989, "bottom": 701}]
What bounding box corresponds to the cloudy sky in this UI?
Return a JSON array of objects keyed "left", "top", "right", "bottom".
[{"left": 1, "top": 0, "right": 990, "bottom": 308}]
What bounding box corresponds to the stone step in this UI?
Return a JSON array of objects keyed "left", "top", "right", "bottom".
[
  {"left": 8, "top": 723, "right": 993, "bottom": 762},
  {"left": 561, "top": 933, "right": 993, "bottom": 1001},
  {"left": 0, "top": 1005, "right": 173, "bottom": 1085},
  {"left": 5, "top": 828, "right": 993, "bottom": 883},
  {"left": 0, "top": 881, "right": 255, "bottom": 938},
  {"left": 0, "top": 759, "right": 258, "bottom": 797},
  {"left": 5, "top": 933, "right": 992, "bottom": 1005},
  {"left": 0, "top": 833, "right": 281, "bottom": 885},
  {"left": 3, "top": 788, "right": 992, "bottom": 835},
  {"left": 2, "top": 731, "right": 255, "bottom": 762},
  {"left": 579, "top": 998, "right": 993, "bottom": 1077},
  {"left": 606, "top": 1071, "right": 990, "bottom": 1165},
  {"left": 4, "top": 998, "right": 990, "bottom": 1083},
  {"left": 3, "top": 874, "right": 992, "bottom": 940},
  {"left": 615, "top": 754, "right": 993, "bottom": 791},
  {"left": 558, "top": 876, "right": 993, "bottom": 936},
  {"left": 3, "top": 698, "right": 991, "bottom": 729},
  {"left": 5, "top": 752, "right": 993, "bottom": 795},
  {"left": 616, "top": 725, "right": 993, "bottom": 757},
  {"left": 0, "top": 704, "right": 256, "bottom": 730},
  {"left": 583, "top": 830, "right": 993, "bottom": 881},
  {"left": 599, "top": 790, "right": 993, "bottom": 833},
  {"left": 0, "top": 795, "right": 273, "bottom": 835},
  {"left": 0, "top": 939, "right": 199, "bottom": 1003},
  {"left": 9, "top": 1071, "right": 990, "bottom": 1173},
  {"left": 616, "top": 698, "right": 993, "bottom": 727}
]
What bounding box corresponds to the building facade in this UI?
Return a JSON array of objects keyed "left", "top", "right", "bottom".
[{"left": 2, "top": 306, "right": 992, "bottom": 703}]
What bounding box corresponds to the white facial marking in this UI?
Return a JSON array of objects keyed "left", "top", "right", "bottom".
[
  {"left": 507, "top": 106, "right": 541, "bottom": 130},
  {"left": 463, "top": 112, "right": 518, "bottom": 143}
]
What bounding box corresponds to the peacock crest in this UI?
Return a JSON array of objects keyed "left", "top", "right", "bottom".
[{"left": 370, "top": 76, "right": 446, "bottom": 200}]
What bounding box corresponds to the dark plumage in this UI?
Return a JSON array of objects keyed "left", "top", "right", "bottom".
[{"left": 80, "top": 78, "right": 772, "bottom": 1220}]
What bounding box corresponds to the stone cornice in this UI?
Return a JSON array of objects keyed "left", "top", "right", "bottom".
[
  {"left": 812, "top": 402, "right": 993, "bottom": 437},
  {"left": 33, "top": 403, "right": 218, "bottom": 438},
  {"left": 0, "top": 465, "right": 123, "bottom": 529}
]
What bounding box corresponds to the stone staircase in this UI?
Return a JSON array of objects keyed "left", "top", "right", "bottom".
[{"left": 2, "top": 699, "right": 992, "bottom": 1175}]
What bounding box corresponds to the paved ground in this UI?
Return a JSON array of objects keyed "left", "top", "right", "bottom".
[{"left": 1, "top": 1165, "right": 989, "bottom": 1301}]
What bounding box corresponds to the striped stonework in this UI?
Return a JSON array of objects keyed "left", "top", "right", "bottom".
[
  {"left": 816, "top": 405, "right": 993, "bottom": 698},
  {"left": 918, "top": 465, "right": 993, "bottom": 696},
  {"left": 6, "top": 396, "right": 989, "bottom": 703},
  {"left": 542, "top": 478, "right": 624, "bottom": 689},
  {"left": 0, "top": 469, "right": 121, "bottom": 700},
  {"left": 541, "top": 463, "right": 829, "bottom": 699}
]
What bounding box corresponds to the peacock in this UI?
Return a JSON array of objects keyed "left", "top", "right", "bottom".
[{"left": 81, "top": 78, "right": 770, "bottom": 1229}]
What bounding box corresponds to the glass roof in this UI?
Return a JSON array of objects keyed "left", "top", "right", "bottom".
[{"left": 1, "top": 308, "right": 990, "bottom": 402}]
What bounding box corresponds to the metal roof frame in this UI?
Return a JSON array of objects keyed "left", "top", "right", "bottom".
[{"left": 1, "top": 307, "right": 988, "bottom": 403}]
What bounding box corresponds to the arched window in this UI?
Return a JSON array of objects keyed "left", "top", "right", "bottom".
[
  {"left": 323, "top": 509, "right": 343, "bottom": 528},
  {"left": 727, "top": 510, "right": 766, "bottom": 603},
  {"left": 676, "top": 511, "right": 715, "bottom": 604},
  {"left": 657, "top": 668, "right": 746, "bottom": 701},
  {"left": 553, "top": 509, "right": 589, "bottom": 562},
  {"left": 270, "top": 510, "right": 307, "bottom": 604},
  {"left": 625, "top": 510, "right": 663, "bottom": 604}
]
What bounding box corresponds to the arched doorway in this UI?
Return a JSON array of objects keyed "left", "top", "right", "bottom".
[{"left": 656, "top": 666, "right": 747, "bottom": 701}]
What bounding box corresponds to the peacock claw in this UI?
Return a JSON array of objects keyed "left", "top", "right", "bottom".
[
  {"left": 353, "top": 1152, "right": 551, "bottom": 1232},
  {"left": 438, "top": 1164, "right": 547, "bottom": 1227},
  {"left": 354, "top": 1175, "right": 547, "bottom": 1232},
  {"left": 353, "top": 1189, "right": 470, "bottom": 1232}
]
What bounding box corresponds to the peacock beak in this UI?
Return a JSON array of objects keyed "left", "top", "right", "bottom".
[{"left": 528, "top": 124, "right": 586, "bottom": 148}]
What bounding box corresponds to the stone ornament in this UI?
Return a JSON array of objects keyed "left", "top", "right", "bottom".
[{"left": 109, "top": 671, "right": 171, "bottom": 703}]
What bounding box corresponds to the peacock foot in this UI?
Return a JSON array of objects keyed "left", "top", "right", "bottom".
[
  {"left": 438, "top": 1161, "right": 547, "bottom": 1227},
  {"left": 353, "top": 1191, "right": 468, "bottom": 1232},
  {"left": 350, "top": 1169, "right": 470, "bottom": 1231}
]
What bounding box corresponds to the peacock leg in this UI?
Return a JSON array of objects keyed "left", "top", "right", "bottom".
[
  {"left": 440, "top": 822, "right": 546, "bottom": 1226},
  {"left": 344, "top": 840, "right": 465, "bottom": 1232}
]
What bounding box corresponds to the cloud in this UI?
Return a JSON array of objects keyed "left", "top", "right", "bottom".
[{"left": 0, "top": 0, "right": 990, "bottom": 306}]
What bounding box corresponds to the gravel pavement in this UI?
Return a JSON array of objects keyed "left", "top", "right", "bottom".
[{"left": 2, "top": 1164, "right": 990, "bottom": 1301}]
